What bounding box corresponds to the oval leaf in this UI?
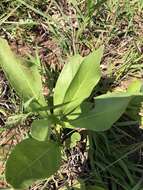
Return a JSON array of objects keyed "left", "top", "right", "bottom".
[
  {"left": 0, "top": 38, "right": 46, "bottom": 110},
  {"left": 67, "top": 92, "right": 142, "bottom": 131},
  {"left": 54, "top": 54, "right": 83, "bottom": 113},
  {"left": 62, "top": 46, "right": 103, "bottom": 114},
  {"left": 6, "top": 138, "right": 61, "bottom": 189},
  {"left": 31, "top": 119, "right": 49, "bottom": 141},
  {"left": 126, "top": 79, "right": 143, "bottom": 120}
]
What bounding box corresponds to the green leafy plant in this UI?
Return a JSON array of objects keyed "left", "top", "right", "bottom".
[{"left": 0, "top": 38, "right": 143, "bottom": 189}]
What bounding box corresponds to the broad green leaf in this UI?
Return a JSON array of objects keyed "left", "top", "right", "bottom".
[
  {"left": 0, "top": 38, "right": 46, "bottom": 111},
  {"left": 127, "top": 79, "right": 143, "bottom": 93},
  {"left": 67, "top": 92, "right": 142, "bottom": 131},
  {"left": 67, "top": 101, "right": 93, "bottom": 120},
  {"left": 54, "top": 54, "right": 83, "bottom": 113},
  {"left": 70, "top": 132, "right": 81, "bottom": 148},
  {"left": 31, "top": 119, "right": 49, "bottom": 141},
  {"left": 62, "top": 47, "right": 103, "bottom": 114},
  {"left": 6, "top": 138, "right": 61, "bottom": 189},
  {"left": 127, "top": 79, "right": 143, "bottom": 120}
]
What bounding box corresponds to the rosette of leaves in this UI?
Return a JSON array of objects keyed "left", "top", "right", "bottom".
[{"left": 0, "top": 38, "right": 143, "bottom": 189}]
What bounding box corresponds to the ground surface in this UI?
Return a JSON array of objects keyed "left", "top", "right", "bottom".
[{"left": 0, "top": 0, "right": 143, "bottom": 189}]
